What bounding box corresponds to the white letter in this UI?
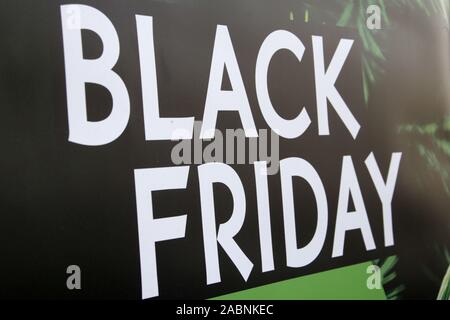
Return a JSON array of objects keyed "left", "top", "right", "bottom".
[
  {"left": 256, "top": 30, "right": 311, "bottom": 138},
  {"left": 136, "top": 15, "right": 194, "bottom": 140},
  {"left": 200, "top": 25, "right": 257, "bottom": 139},
  {"left": 333, "top": 156, "right": 375, "bottom": 257},
  {"left": 60, "top": 5, "right": 130, "bottom": 146},
  {"left": 312, "top": 36, "right": 360, "bottom": 139},
  {"left": 365, "top": 152, "right": 402, "bottom": 247},
  {"left": 198, "top": 163, "right": 253, "bottom": 284},
  {"left": 134, "top": 166, "right": 189, "bottom": 299},
  {"left": 280, "top": 158, "right": 328, "bottom": 267},
  {"left": 254, "top": 161, "right": 274, "bottom": 272}
]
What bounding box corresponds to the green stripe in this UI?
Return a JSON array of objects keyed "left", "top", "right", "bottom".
[{"left": 211, "top": 261, "right": 387, "bottom": 300}]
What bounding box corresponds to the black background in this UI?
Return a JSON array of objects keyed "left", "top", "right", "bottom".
[{"left": 0, "top": 0, "right": 448, "bottom": 299}]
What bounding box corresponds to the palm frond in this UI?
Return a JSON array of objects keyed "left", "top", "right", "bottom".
[
  {"left": 374, "top": 255, "right": 405, "bottom": 300},
  {"left": 399, "top": 117, "right": 450, "bottom": 195},
  {"left": 301, "top": 0, "right": 450, "bottom": 104},
  {"left": 437, "top": 265, "right": 450, "bottom": 300}
]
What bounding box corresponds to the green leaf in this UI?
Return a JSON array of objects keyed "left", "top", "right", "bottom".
[
  {"left": 337, "top": 2, "right": 354, "bottom": 27},
  {"left": 437, "top": 266, "right": 450, "bottom": 300}
]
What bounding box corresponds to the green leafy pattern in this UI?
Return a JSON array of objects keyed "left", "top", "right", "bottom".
[
  {"left": 299, "top": 0, "right": 449, "bottom": 104},
  {"left": 373, "top": 255, "right": 405, "bottom": 300},
  {"left": 437, "top": 265, "right": 450, "bottom": 300},
  {"left": 299, "top": 0, "right": 450, "bottom": 300}
]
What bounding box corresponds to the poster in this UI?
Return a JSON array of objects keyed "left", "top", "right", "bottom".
[{"left": 0, "top": 0, "right": 449, "bottom": 301}]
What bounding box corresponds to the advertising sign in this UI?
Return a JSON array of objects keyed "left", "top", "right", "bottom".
[{"left": 0, "top": 0, "right": 449, "bottom": 301}]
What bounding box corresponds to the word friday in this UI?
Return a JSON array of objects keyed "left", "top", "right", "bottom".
[{"left": 60, "top": 5, "right": 402, "bottom": 299}]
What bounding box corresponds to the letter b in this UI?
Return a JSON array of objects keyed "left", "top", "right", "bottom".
[{"left": 60, "top": 5, "right": 130, "bottom": 146}]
